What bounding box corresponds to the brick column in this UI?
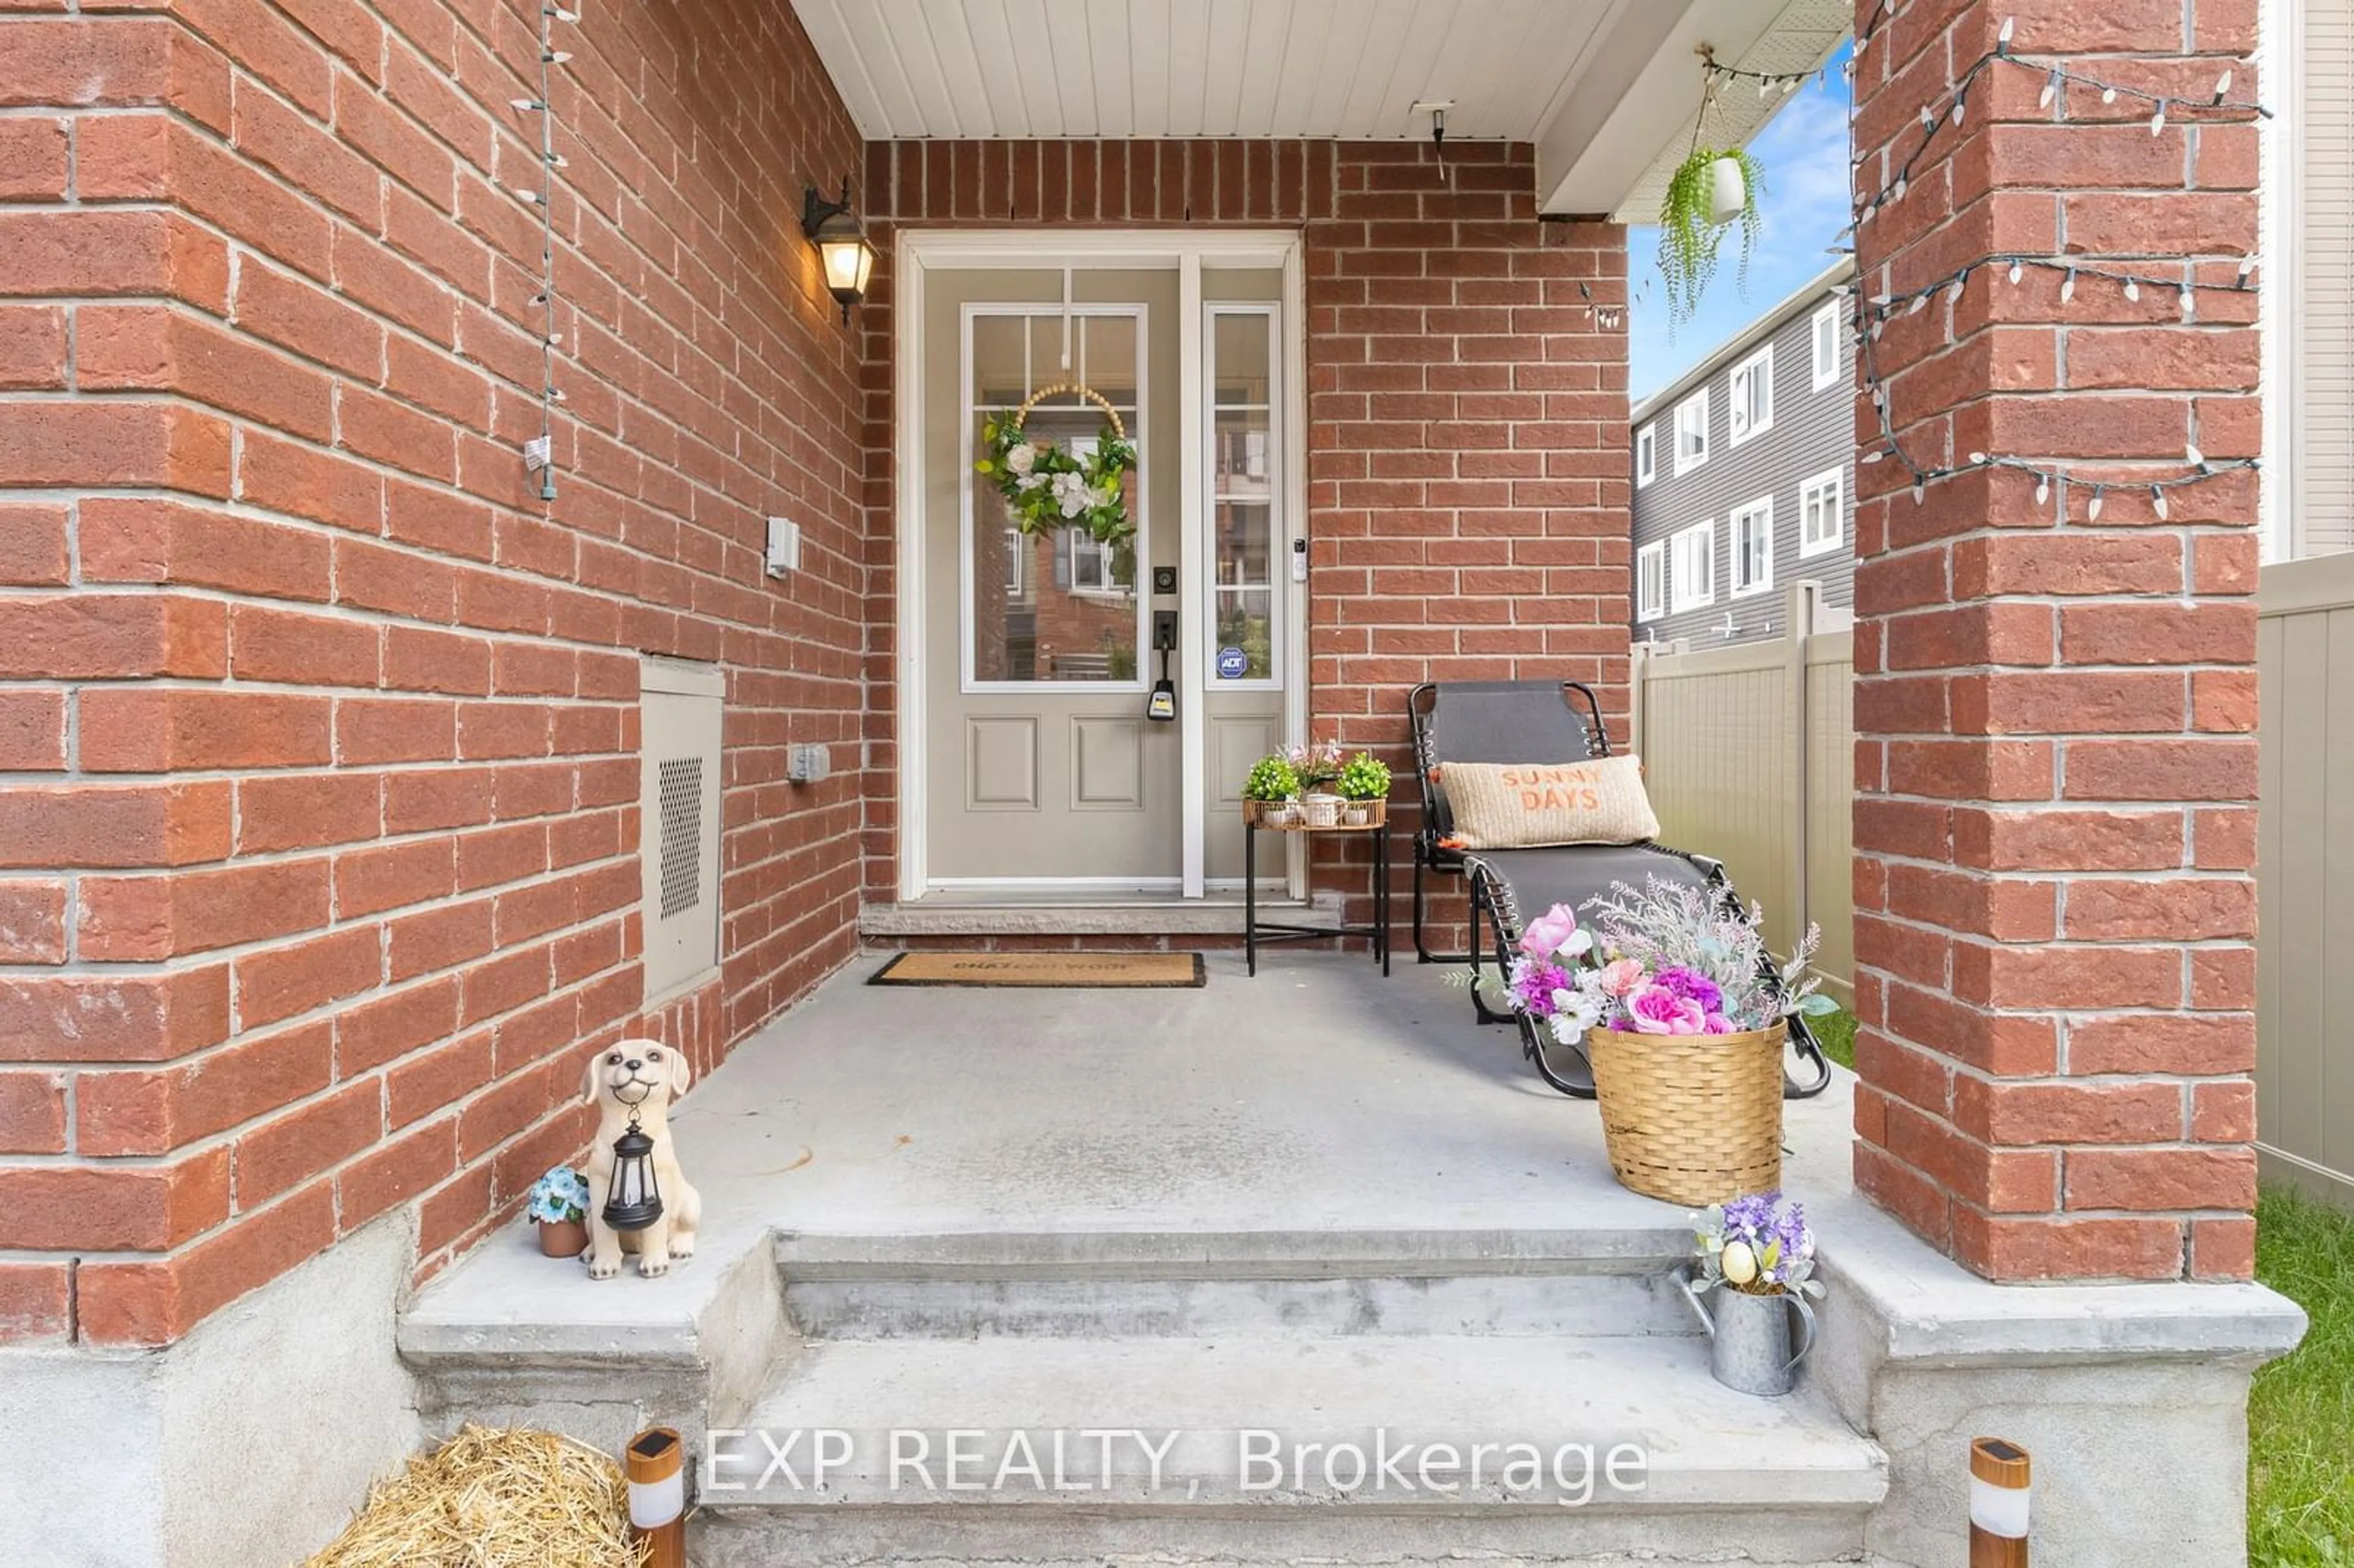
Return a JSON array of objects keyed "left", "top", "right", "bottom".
[{"left": 1848, "top": 0, "right": 2261, "bottom": 1280}]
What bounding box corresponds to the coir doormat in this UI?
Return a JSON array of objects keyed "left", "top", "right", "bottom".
[{"left": 868, "top": 951, "right": 1207, "bottom": 989}]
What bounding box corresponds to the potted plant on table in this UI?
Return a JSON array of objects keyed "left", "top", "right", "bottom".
[
  {"left": 526, "top": 1165, "right": 592, "bottom": 1258},
  {"left": 1333, "top": 752, "right": 1392, "bottom": 828},
  {"left": 1679, "top": 1192, "right": 1824, "bottom": 1397},
  {"left": 1287, "top": 741, "right": 1346, "bottom": 828},
  {"left": 1507, "top": 877, "right": 1835, "bottom": 1205},
  {"left": 1243, "top": 752, "right": 1302, "bottom": 827}
]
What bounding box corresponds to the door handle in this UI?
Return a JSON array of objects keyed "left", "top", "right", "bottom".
[{"left": 1148, "top": 612, "right": 1176, "bottom": 721}]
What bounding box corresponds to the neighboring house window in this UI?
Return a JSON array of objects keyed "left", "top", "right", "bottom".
[
  {"left": 1729, "top": 497, "right": 1773, "bottom": 598},
  {"left": 1799, "top": 468, "right": 1845, "bottom": 558},
  {"left": 1636, "top": 541, "right": 1666, "bottom": 622},
  {"left": 1811, "top": 302, "right": 1842, "bottom": 391},
  {"left": 1005, "top": 528, "right": 1026, "bottom": 598},
  {"left": 1066, "top": 528, "right": 1114, "bottom": 592},
  {"left": 1669, "top": 520, "right": 1715, "bottom": 612},
  {"left": 1673, "top": 390, "right": 1708, "bottom": 474},
  {"left": 1728, "top": 346, "right": 1773, "bottom": 446},
  {"left": 1635, "top": 424, "right": 1657, "bottom": 488}
]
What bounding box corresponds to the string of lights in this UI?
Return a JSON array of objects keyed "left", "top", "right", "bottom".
[
  {"left": 1850, "top": 273, "right": 2264, "bottom": 511},
  {"left": 1853, "top": 23, "right": 2266, "bottom": 235},
  {"left": 1845, "top": 15, "right": 2268, "bottom": 509},
  {"left": 1701, "top": 54, "right": 1828, "bottom": 100},
  {"left": 1854, "top": 0, "right": 1894, "bottom": 59},
  {"left": 1858, "top": 253, "right": 2261, "bottom": 332},
  {"left": 508, "top": 4, "right": 580, "bottom": 501}
]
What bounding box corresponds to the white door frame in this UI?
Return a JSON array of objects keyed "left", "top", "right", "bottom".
[{"left": 893, "top": 228, "right": 1308, "bottom": 902}]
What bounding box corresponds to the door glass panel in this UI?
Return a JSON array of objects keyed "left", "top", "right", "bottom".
[
  {"left": 1206, "top": 309, "right": 1277, "bottom": 684},
  {"left": 1213, "top": 499, "right": 1271, "bottom": 584},
  {"left": 972, "top": 315, "right": 1024, "bottom": 403},
  {"left": 1085, "top": 314, "right": 1138, "bottom": 405},
  {"left": 1212, "top": 312, "right": 1271, "bottom": 397},
  {"left": 969, "top": 308, "right": 1143, "bottom": 685}
]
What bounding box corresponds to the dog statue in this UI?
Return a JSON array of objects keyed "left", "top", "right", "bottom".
[{"left": 581, "top": 1037, "right": 703, "bottom": 1279}]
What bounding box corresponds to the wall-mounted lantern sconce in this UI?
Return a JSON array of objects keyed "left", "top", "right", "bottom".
[{"left": 801, "top": 177, "right": 877, "bottom": 322}]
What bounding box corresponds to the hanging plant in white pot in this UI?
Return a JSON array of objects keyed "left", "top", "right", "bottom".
[
  {"left": 1708, "top": 151, "right": 1752, "bottom": 223},
  {"left": 1656, "top": 58, "right": 1767, "bottom": 325}
]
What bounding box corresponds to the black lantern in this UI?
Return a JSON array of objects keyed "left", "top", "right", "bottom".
[
  {"left": 801, "top": 177, "right": 877, "bottom": 322},
  {"left": 601, "top": 1107, "right": 663, "bottom": 1232}
]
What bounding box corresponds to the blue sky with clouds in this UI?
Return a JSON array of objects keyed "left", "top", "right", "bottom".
[{"left": 1628, "top": 45, "right": 1855, "bottom": 403}]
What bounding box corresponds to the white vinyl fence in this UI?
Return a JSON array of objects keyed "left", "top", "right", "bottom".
[
  {"left": 2254, "top": 552, "right": 2354, "bottom": 1206},
  {"left": 1632, "top": 562, "right": 2354, "bottom": 1208},
  {"left": 1629, "top": 581, "right": 1854, "bottom": 1007}
]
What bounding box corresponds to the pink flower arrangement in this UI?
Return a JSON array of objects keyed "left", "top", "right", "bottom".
[
  {"left": 1625, "top": 981, "right": 1709, "bottom": 1035},
  {"left": 1284, "top": 740, "right": 1343, "bottom": 790},
  {"left": 1501, "top": 876, "right": 1834, "bottom": 1046},
  {"left": 1518, "top": 905, "right": 1586, "bottom": 962},
  {"left": 1596, "top": 958, "right": 1645, "bottom": 997}
]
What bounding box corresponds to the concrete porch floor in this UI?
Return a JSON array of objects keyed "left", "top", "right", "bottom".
[
  {"left": 407, "top": 948, "right": 1860, "bottom": 1355},
  {"left": 687, "top": 947, "right": 1860, "bottom": 1234}
]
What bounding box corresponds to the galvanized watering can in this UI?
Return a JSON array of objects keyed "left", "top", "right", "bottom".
[{"left": 1676, "top": 1266, "right": 1816, "bottom": 1398}]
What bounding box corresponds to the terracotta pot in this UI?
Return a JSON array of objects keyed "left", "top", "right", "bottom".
[{"left": 538, "top": 1217, "right": 588, "bottom": 1258}]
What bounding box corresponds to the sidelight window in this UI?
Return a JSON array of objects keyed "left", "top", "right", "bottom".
[{"left": 1205, "top": 305, "right": 1280, "bottom": 686}]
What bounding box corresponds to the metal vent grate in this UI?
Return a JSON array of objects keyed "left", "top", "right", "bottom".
[{"left": 657, "top": 756, "right": 703, "bottom": 919}]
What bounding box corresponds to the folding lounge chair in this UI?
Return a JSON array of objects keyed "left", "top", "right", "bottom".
[{"left": 1406, "top": 679, "right": 1834, "bottom": 1101}]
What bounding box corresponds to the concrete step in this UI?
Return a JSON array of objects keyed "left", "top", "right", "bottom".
[
  {"left": 691, "top": 1333, "right": 1886, "bottom": 1567},
  {"left": 775, "top": 1229, "right": 1702, "bottom": 1340}
]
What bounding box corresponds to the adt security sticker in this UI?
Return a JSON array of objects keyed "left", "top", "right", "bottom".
[{"left": 1216, "top": 647, "right": 1249, "bottom": 680}]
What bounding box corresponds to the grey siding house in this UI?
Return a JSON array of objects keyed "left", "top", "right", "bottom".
[{"left": 1630, "top": 259, "right": 1856, "bottom": 647}]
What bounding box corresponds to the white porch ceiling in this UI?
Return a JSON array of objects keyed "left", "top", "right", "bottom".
[{"left": 787, "top": 0, "right": 1847, "bottom": 219}]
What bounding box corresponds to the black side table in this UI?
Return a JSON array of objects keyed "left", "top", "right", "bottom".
[{"left": 1243, "top": 809, "right": 1392, "bottom": 977}]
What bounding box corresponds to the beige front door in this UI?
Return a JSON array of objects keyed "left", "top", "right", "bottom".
[
  {"left": 923, "top": 268, "right": 1179, "bottom": 888},
  {"left": 916, "top": 257, "right": 1290, "bottom": 896}
]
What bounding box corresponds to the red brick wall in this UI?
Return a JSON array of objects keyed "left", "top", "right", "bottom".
[
  {"left": 0, "top": 0, "right": 870, "bottom": 1344},
  {"left": 1848, "top": 0, "right": 2261, "bottom": 1279},
  {"left": 856, "top": 140, "right": 1631, "bottom": 914}
]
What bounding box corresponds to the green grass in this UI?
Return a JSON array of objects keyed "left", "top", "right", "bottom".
[
  {"left": 1808, "top": 1006, "right": 1856, "bottom": 1070},
  {"left": 2252, "top": 1184, "right": 2354, "bottom": 1566}
]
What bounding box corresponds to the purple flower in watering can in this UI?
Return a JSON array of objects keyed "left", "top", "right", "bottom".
[
  {"left": 1706, "top": 1192, "right": 1821, "bottom": 1287},
  {"left": 1680, "top": 1192, "right": 1826, "bottom": 1398}
]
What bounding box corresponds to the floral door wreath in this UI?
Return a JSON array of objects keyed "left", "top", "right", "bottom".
[{"left": 977, "top": 382, "right": 1138, "bottom": 549}]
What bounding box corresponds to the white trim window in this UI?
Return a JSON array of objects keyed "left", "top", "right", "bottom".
[
  {"left": 1729, "top": 496, "right": 1773, "bottom": 598},
  {"left": 1799, "top": 467, "right": 1845, "bottom": 558},
  {"left": 1669, "top": 520, "right": 1715, "bottom": 613},
  {"left": 1635, "top": 423, "right": 1657, "bottom": 488},
  {"left": 1811, "top": 301, "right": 1842, "bottom": 391},
  {"left": 1065, "top": 528, "right": 1117, "bottom": 593},
  {"left": 1672, "top": 389, "right": 1709, "bottom": 474},
  {"left": 1728, "top": 345, "right": 1773, "bottom": 446},
  {"left": 1636, "top": 540, "right": 1666, "bottom": 622}
]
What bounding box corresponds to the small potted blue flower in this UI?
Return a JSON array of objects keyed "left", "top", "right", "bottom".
[{"left": 526, "top": 1165, "right": 592, "bottom": 1258}]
